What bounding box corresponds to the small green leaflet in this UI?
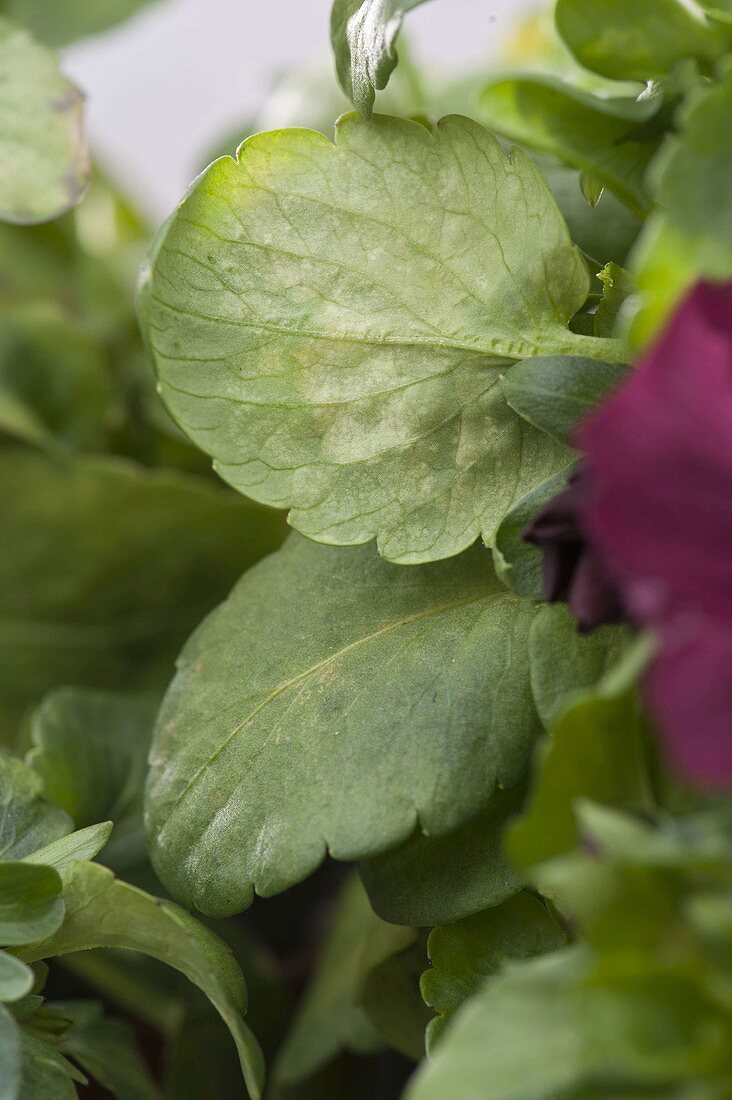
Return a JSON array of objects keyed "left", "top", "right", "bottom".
[
  {"left": 0, "top": 951, "right": 33, "bottom": 1002},
  {"left": 492, "top": 469, "right": 573, "bottom": 600},
  {"left": 421, "top": 893, "right": 565, "bottom": 1051},
  {"left": 140, "top": 111, "right": 622, "bottom": 565},
  {"left": 0, "top": 862, "right": 64, "bottom": 945},
  {"left": 555, "top": 0, "right": 727, "bottom": 81},
  {"left": 0, "top": 755, "right": 71, "bottom": 861},
  {"left": 146, "top": 536, "right": 542, "bottom": 916},
  {"left": 0, "top": 18, "right": 89, "bottom": 225},
  {"left": 331, "top": 0, "right": 431, "bottom": 115},
  {"left": 16, "top": 861, "right": 264, "bottom": 1100}
]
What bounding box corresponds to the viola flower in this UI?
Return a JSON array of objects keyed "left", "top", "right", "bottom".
[
  {"left": 579, "top": 281, "right": 732, "bottom": 786},
  {"left": 521, "top": 467, "right": 624, "bottom": 633}
]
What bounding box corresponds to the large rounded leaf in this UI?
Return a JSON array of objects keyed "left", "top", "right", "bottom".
[
  {"left": 140, "top": 112, "right": 623, "bottom": 565},
  {"left": 146, "top": 536, "right": 542, "bottom": 915}
]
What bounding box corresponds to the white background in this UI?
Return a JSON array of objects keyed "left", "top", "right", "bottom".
[{"left": 63, "top": 0, "right": 534, "bottom": 222}]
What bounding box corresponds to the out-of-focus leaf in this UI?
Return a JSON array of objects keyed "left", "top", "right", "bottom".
[
  {"left": 544, "top": 161, "right": 642, "bottom": 269},
  {"left": 0, "top": 1001, "right": 21, "bottom": 1098},
  {"left": 479, "top": 76, "right": 660, "bottom": 213},
  {"left": 274, "top": 875, "right": 413, "bottom": 1084},
  {"left": 18, "top": 1030, "right": 82, "bottom": 1098},
  {"left": 146, "top": 536, "right": 542, "bottom": 916},
  {"left": 0, "top": 450, "right": 285, "bottom": 740},
  {"left": 0, "top": 0, "right": 162, "bottom": 46},
  {"left": 360, "top": 786, "right": 525, "bottom": 927},
  {"left": 555, "top": 0, "right": 727, "bottom": 80},
  {"left": 0, "top": 17, "right": 89, "bottom": 224},
  {"left": 421, "top": 893, "right": 565, "bottom": 1050},
  {"left": 55, "top": 999, "right": 160, "bottom": 1100},
  {"left": 27, "top": 689, "right": 155, "bottom": 869},
  {"left": 594, "top": 263, "right": 634, "bottom": 337},
  {"left": 17, "top": 861, "right": 265, "bottom": 1100},
  {"left": 359, "top": 939, "right": 430, "bottom": 1060}
]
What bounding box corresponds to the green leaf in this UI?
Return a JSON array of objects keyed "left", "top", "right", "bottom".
[
  {"left": 27, "top": 689, "right": 156, "bottom": 869},
  {"left": 652, "top": 68, "right": 732, "bottom": 277},
  {"left": 529, "top": 605, "right": 632, "bottom": 728},
  {"left": 0, "top": 1002, "right": 21, "bottom": 1099},
  {"left": 0, "top": 950, "right": 33, "bottom": 1002},
  {"left": 406, "top": 948, "right": 589, "bottom": 1100},
  {"left": 330, "top": 0, "right": 430, "bottom": 114},
  {"left": 274, "top": 875, "right": 412, "bottom": 1084},
  {"left": 18, "top": 1031, "right": 80, "bottom": 1099},
  {"left": 0, "top": 18, "right": 89, "bottom": 225},
  {"left": 544, "top": 161, "right": 642, "bottom": 270},
  {"left": 0, "top": 307, "right": 113, "bottom": 451},
  {"left": 0, "top": 754, "right": 71, "bottom": 861},
  {"left": 146, "top": 536, "right": 542, "bottom": 915},
  {"left": 24, "top": 823, "right": 113, "bottom": 876},
  {"left": 0, "top": 0, "right": 162, "bottom": 46},
  {"left": 0, "top": 450, "right": 284, "bottom": 739},
  {"left": 0, "top": 862, "right": 63, "bottom": 945},
  {"left": 555, "top": 0, "right": 727, "bottom": 80},
  {"left": 140, "top": 112, "right": 623, "bottom": 565},
  {"left": 16, "top": 861, "right": 265, "bottom": 1100},
  {"left": 359, "top": 785, "right": 525, "bottom": 927},
  {"left": 508, "top": 689, "right": 654, "bottom": 871},
  {"left": 492, "top": 468, "right": 573, "bottom": 600},
  {"left": 55, "top": 1000, "right": 160, "bottom": 1100},
  {"left": 421, "top": 893, "right": 565, "bottom": 1050},
  {"left": 502, "top": 355, "right": 628, "bottom": 447},
  {"left": 359, "top": 939, "right": 431, "bottom": 1060},
  {"left": 478, "top": 77, "right": 660, "bottom": 214}
]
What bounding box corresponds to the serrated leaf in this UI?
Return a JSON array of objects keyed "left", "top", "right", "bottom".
[
  {"left": 0, "top": 862, "right": 64, "bottom": 945},
  {"left": 594, "top": 263, "right": 634, "bottom": 338},
  {"left": 140, "top": 112, "right": 623, "bottom": 565},
  {"left": 529, "top": 605, "right": 632, "bottom": 728},
  {"left": 0, "top": 450, "right": 284, "bottom": 739},
  {"left": 0, "top": 1002, "right": 21, "bottom": 1099},
  {"left": 26, "top": 689, "right": 155, "bottom": 869},
  {"left": 502, "top": 355, "right": 628, "bottom": 447},
  {"left": 492, "top": 467, "right": 573, "bottom": 599},
  {"left": 0, "top": 755, "right": 71, "bottom": 862},
  {"left": 421, "top": 893, "right": 565, "bottom": 1051},
  {"left": 16, "top": 861, "right": 264, "bottom": 1100},
  {"left": 0, "top": 950, "right": 33, "bottom": 1002},
  {"left": 0, "top": 18, "right": 89, "bottom": 225},
  {"left": 555, "top": 0, "right": 727, "bottom": 80},
  {"left": 478, "top": 77, "right": 660, "bottom": 215},
  {"left": 331, "top": 0, "right": 430, "bottom": 115},
  {"left": 146, "top": 536, "right": 542, "bottom": 916},
  {"left": 274, "top": 875, "right": 412, "bottom": 1084},
  {"left": 0, "top": 0, "right": 161, "bottom": 46},
  {"left": 359, "top": 785, "right": 525, "bottom": 927}
]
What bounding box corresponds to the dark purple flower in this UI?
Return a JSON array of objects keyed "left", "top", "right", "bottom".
[
  {"left": 579, "top": 281, "right": 732, "bottom": 786},
  {"left": 521, "top": 468, "right": 624, "bottom": 633}
]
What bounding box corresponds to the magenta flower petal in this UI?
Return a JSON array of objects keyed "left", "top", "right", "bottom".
[
  {"left": 580, "top": 281, "right": 732, "bottom": 784},
  {"left": 646, "top": 618, "right": 732, "bottom": 786},
  {"left": 580, "top": 282, "right": 732, "bottom": 625}
]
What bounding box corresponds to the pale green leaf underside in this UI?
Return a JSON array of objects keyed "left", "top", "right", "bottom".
[
  {"left": 0, "top": 17, "right": 89, "bottom": 224},
  {"left": 17, "top": 861, "right": 264, "bottom": 1100},
  {"left": 330, "top": 0, "right": 430, "bottom": 114},
  {"left": 145, "top": 536, "right": 542, "bottom": 916},
  {"left": 141, "top": 112, "right": 621, "bottom": 564}
]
